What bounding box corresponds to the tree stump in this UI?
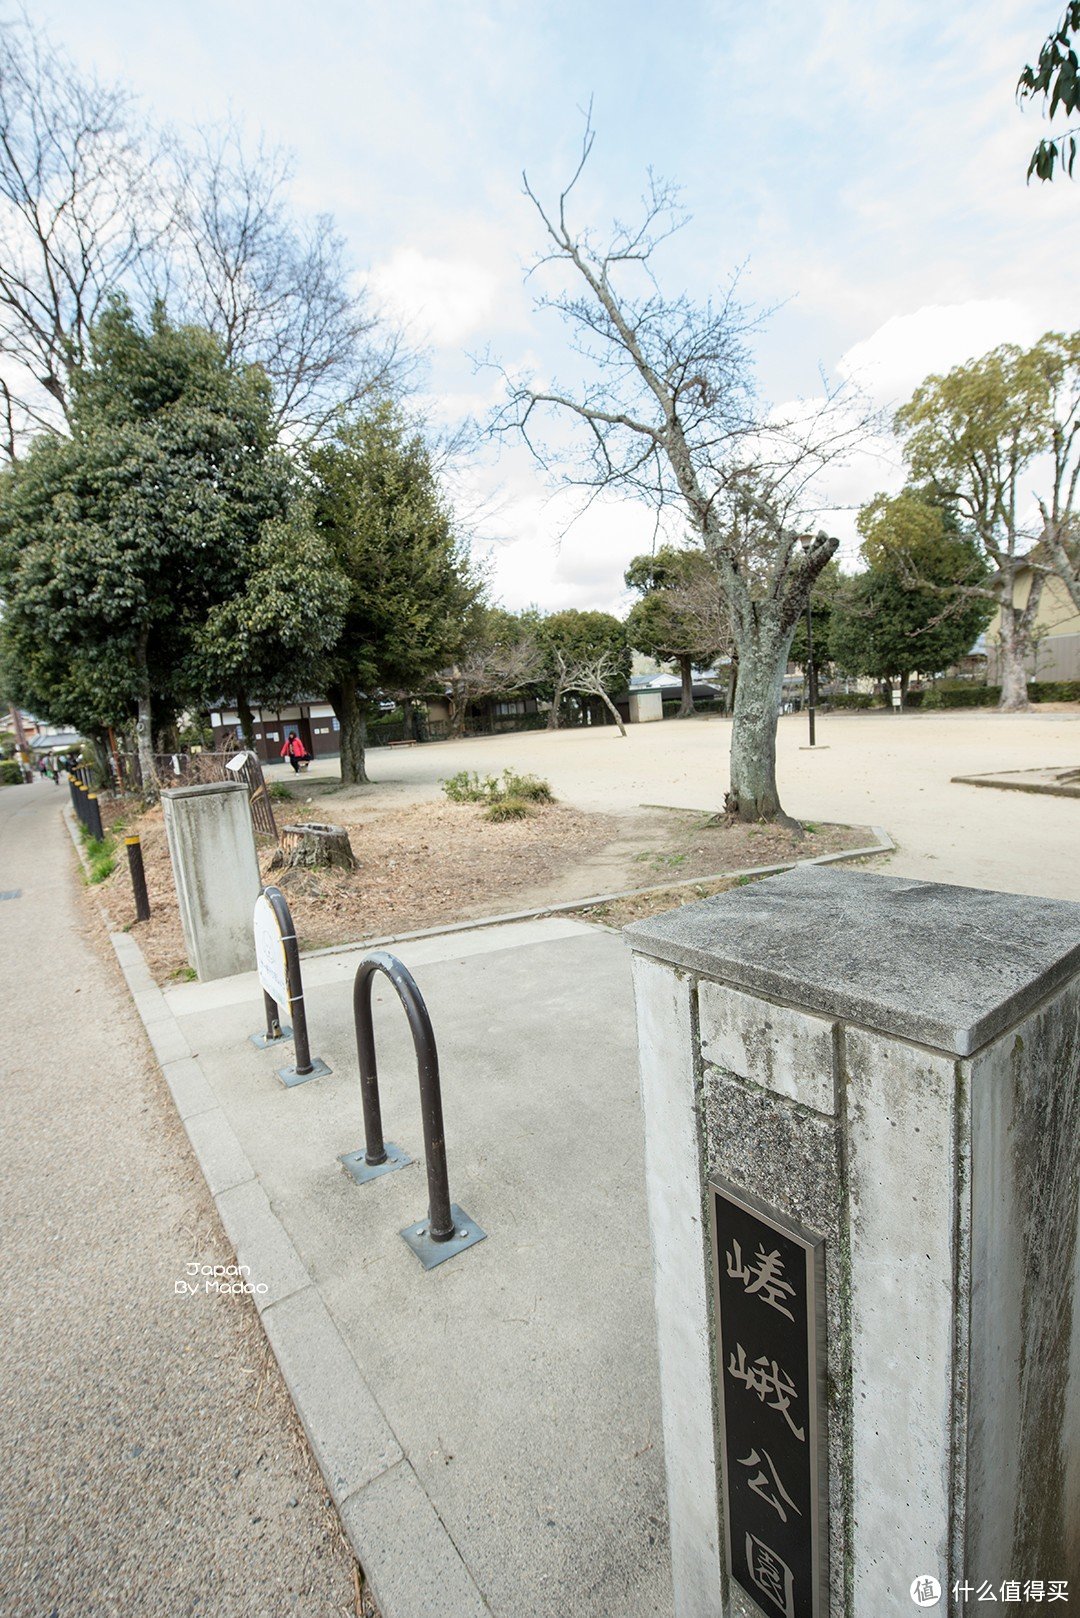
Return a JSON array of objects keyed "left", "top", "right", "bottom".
[{"left": 270, "top": 822, "right": 356, "bottom": 872}]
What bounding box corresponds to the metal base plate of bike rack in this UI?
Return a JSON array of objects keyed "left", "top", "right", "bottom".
[
  {"left": 250, "top": 1025, "right": 292, "bottom": 1049},
  {"left": 400, "top": 1204, "right": 487, "bottom": 1269},
  {"left": 277, "top": 1056, "right": 332, "bottom": 1088},
  {"left": 339, "top": 1140, "right": 412, "bottom": 1183}
]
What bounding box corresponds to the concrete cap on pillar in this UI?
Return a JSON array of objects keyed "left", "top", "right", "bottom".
[
  {"left": 624, "top": 865, "right": 1080, "bottom": 1057},
  {"left": 160, "top": 781, "right": 249, "bottom": 802}
]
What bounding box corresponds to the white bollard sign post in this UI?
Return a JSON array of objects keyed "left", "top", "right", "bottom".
[{"left": 249, "top": 885, "right": 331, "bottom": 1088}]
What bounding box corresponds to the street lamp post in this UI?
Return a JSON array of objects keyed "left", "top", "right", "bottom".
[{"left": 799, "top": 536, "right": 817, "bottom": 748}]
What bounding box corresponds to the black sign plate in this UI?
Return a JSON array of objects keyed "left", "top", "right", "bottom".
[{"left": 709, "top": 1177, "right": 827, "bottom": 1618}]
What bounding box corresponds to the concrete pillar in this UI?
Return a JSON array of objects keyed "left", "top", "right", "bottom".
[
  {"left": 626, "top": 865, "right": 1080, "bottom": 1618},
  {"left": 162, "top": 781, "right": 261, "bottom": 982}
]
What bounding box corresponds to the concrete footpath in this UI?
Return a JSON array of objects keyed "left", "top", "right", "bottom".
[
  {"left": 122, "top": 906, "right": 674, "bottom": 1618},
  {"left": 0, "top": 780, "right": 366, "bottom": 1617}
]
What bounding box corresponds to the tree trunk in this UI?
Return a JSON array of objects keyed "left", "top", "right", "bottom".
[
  {"left": 133, "top": 626, "right": 158, "bottom": 799},
  {"left": 727, "top": 629, "right": 791, "bottom": 822},
  {"left": 546, "top": 680, "right": 566, "bottom": 730},
  {"left": 678, "top": 655, "right": 695, "bottom": 717},
  {"left": 593, "top": 687, "right": 627, "bottom": 737},
  {"left": 236, "top": 691, "right": 257, "bottom": 752},
  {"left": 726, "top": 652, "right": 738, "bottom": 715},
  {"left": 997, "top": 605, "right": 1030, "bottom": 712},
  {"left": 447, "top": 671, "right": 466, "bottom": 738},
  {"left": 900, "top": 670, "right": 910, "bottom": 705},
  {"left": 330, "top": 682, "right": 369, "bottom": 784}
]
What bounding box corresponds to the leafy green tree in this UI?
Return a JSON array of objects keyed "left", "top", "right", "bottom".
[
  {"left": 1019, "top": 4, "right": 1080, "bottom": 180},
  {"left": 830, "top": 492, "right": 993, "bottom": 699},
  {"left": 307, "top": 405, "right": 480, "bottom": 783},
  {"left": 536, "top": 609, "right": 631, "bottom": 732},
  {"left": 0, "top": 300, "right": 297, "bottom": 787},
  {"left": 894, "top": 336, "right": 1080, "bottom": 709},
  {"left": 625, "top": 546, "right": 729, "bottom": 715},
  {"left": 193, "top": 496, "right": 349, "bottom": 749}
]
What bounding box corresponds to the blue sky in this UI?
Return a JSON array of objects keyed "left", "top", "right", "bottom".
[{"left": 30, "top": 0, "right": 1080, "bottom": 611}]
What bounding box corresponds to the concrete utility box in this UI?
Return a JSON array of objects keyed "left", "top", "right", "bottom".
[
  {"left": 162, "top": 781, "right": 261, "bottom": 982},
  {"left": 626, "top": 866, "right": 1080, "bottom": 1618},
  {"left": 630, "top": 690, "right": 664, "bottom": 724}
]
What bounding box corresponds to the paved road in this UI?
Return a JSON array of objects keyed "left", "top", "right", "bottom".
[{"left": 0, "top": 780, "right": 366, "bottom": 1617}]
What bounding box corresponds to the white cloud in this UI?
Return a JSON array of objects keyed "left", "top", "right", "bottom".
[
  {"left": 836, "top": 300, "right": 1040, "bottom": 407},
  {"left": 367, "top": 248, "right": 502, "bottom": 348}
]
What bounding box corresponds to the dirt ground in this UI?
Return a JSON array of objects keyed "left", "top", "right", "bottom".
[
  {"left": 91, "top": 705, "right": 1080, "bottom": 980},
  {"left": 95, "top": 786, "right": 873, "bottom": 984},
  {"left": 266, "top": 709, "right": 1080, "bottom": 901}
]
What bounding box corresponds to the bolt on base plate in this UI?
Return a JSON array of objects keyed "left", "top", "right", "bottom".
[
  {"left": 276, "top": 1056, "right": 332, "bottom": 1088},
  {"left": 250, "top": 1025, "right": 292, "bottom": 1049},
  {"left": 339, "top": 1140, "right": 412, "bottom": 1183},
  {"left": 400, "top": 1204, "right": 487, "bottom": 1269}
]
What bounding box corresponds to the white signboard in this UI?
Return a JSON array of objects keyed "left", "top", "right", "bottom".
[{"left": 253, "top": 893, "right": 289, "bottom": 1006}]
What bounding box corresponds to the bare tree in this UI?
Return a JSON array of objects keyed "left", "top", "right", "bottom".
[
  {"left": 445, "top": 631, "right": 545, "bottom": 737},
  {"left": 625, "top": 544, "right": 732, "bottom": 715},
  {"left": 547, "top": 645, "right": 627, "bottom": 736},
  {"left": 0, "top": 16, "right": 164, "bottom": 449},
  {"left": 498, "top": 123, "right": 868, "bottom": 820},
  {"left": 162, "top": 125, "right": 410, "bottom": 442},
  {"left": 0, "top": 19, "right": 408, "bottom": 460}
]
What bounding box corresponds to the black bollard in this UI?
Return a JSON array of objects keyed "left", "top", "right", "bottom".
[
  {"left": 86, "top": 792, "right": 104, "bottom": 842},
  {"left": 125, "top": 835, "right": 151, "bottom": 922}
]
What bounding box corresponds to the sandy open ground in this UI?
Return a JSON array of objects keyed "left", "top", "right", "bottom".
[{"left": 270, "top": 708, "right": 1080, "bottom": 903}]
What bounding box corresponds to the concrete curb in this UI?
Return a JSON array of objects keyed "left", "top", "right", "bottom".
[
  {"left": 299, "top": 825, "right": 897, "bottom": 962},
  {"left": 107, "top": 920, "right": 495, "bottom": 1618},
  {"left": 951, "top": 769, "right": 1080, "bottom": 799}
]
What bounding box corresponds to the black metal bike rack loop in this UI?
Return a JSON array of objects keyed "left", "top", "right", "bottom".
[
  {"left": 339, "top": 950, "right": 487, "bottom": 1269},
  {"left": 250, "top": 885, "right": 331, "bottom": 1086}
]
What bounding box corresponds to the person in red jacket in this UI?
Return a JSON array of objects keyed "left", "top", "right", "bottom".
[{"left": 280, "top": 731, "right": 308, "bottom": 773}]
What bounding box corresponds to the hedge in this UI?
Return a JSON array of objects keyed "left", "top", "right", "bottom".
[
  {"left": 923, "top": 681, "right": 1080, "bottom": 708},
  {"left": 827, "top": 692, "right": 876, "bottom": 710}
]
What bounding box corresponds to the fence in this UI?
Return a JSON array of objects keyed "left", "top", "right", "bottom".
[{"left": 109, "top": 748, "right": 278, "bottom": 839}]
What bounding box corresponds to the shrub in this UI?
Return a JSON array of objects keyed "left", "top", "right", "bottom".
[
  {"left": 1030, "top": 680, "right": 1080, "bottom": 702},
  {"left": 827, "top": 692, "right": 876, "bottom": 710},
  {"left": 499, "top": 770, "right": 554, "bottom": 804},
  {"left": 925, "top": 685, "right": 998, "bottom": 708},
  {"left": 443, "top": 768, "right": 555, "bottom": 807},
  {"left": 484, "top": 797, "right": 536, "bottom": 822},
  {"left": 0, "top": 759, "right": 23, "bottom": 784},
  {"left": 442, "top": 769, "right": 499, "bottom": 804}
]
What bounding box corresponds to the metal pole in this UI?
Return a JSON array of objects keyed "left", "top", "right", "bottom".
[
  {"left": 125, "top": 835, "right": 151, "bottom": 921},
  {"left": 353, "top": 963, "right": 388, "bottom": 1165},
  {"left": 262, "top": 990, "right": 282, "bottom": 1042},
  {"left": 805, "top": 601, "right": 816, "bottom": 748},
  {"left": 353, "top": 953, "right": 454, "bottom": 1240}
]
